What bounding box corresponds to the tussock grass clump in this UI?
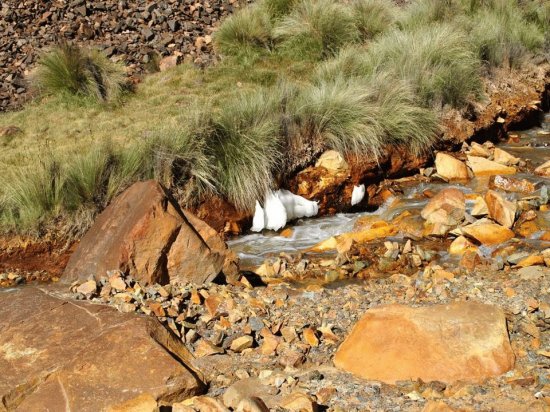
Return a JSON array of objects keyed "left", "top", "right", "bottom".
[
  {"left": 213, "top": 6, "right": 273, "bottom": 58},
  {"left": 208, "top": 90, "right": 282, "bottom": 211},
  {"left": 274, "top": 0, "right": 360, "bottom": 60},
  {"left": 261, "top": 0, "right": 298, "bottom": 20},
  {"left": 0, "top": 158, "right": 64, "bottom": 231},
  {"left": 292, "top": 75, "right": 439, "bottom": 158},
  {"left": 291, "top": 78, "right": 385, "bottom": 158},
  {"left": 314, "top": 45, "right": 373, "bottom": 82},
  {"left": 367, "top": 24, "right": 482, "bottom": 108},
  {"left": 34, "top": 43, "right": 126, "bottom": 103},
  {"left": 148, "top": 110, "right": 216, "bottom": 206},
  {"left": 368, "top": 75, "right": 439, "bottom": 154},
  {"left": 351, "top": 0, "right": 397, "bottom": 41},
  {"left": 470, "top": 8, "right": 545, "bottom": 68}
]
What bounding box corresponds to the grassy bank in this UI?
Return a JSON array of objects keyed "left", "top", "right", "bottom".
[{"left": 0, "top": 0, "right": 548, "bottom": 235}]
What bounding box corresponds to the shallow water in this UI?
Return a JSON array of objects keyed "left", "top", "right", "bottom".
[{"left": 229, "top": 114, "right": 550, "bottom": 267}]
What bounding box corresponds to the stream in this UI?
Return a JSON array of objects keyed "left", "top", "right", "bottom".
[{"left": 229, "top": 113, "right": 550, "bottom": 268}]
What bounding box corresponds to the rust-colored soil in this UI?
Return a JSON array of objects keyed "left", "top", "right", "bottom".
[{"left": 0, "top": 237, "right": 75, "bottom": 277}]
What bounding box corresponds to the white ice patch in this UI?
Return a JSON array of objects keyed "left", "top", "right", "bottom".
[
  {"left": 276, "top": 189, "right": 319, "bottom": 221},
  {"left": 251, "top": 190, "right": 319, "bottom": 232},
  {"left": 264, "top": 191, "right": 288, "bottom": 231},
  {"left": 251, "top": 201, "right": 265, "bottom": 232},
  {"left": 351, "top": 184, "right": 365, "bottom": 206}
]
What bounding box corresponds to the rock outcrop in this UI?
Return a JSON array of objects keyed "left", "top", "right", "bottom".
[
  {"left": 334, "top": 302, "right": 515, "bottom": 384},
  {"left": 63, "top": 180, "right": 237, "bottom": 285},
  {"left": 0, "top": 287, "right": 205, "bottom": 411}
]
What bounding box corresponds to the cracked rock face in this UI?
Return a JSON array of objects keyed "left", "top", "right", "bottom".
[
  {"left": 0, "top": 287, "right": 204, "bottom": 411},
  {"left": 62, "top": 180, "right": 236, "bottom": 286}
]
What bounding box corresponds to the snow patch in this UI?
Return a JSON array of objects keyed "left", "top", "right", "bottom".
[
  {"left": 351, "top": 184, "right": 365, "bottom": 206},
  {"left": 264, "top": 191, "right": 288, "bottom": 231},
  {"left": 250, "top": 190, "right": 319, "bottom": 232},
  {"left": 251, "top": 201, "right": 265, "bottom": 232}
]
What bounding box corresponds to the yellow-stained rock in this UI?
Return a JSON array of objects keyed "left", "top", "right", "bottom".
[
  {"left": 535, "top": 160, "right": 550, "bottom": 177},
  {"left": 470, "top": 196, "right": 489, "bottom": 217},
  {"left": 462, "top": 221, "right": 515, "bottom": 245},
  {"left": 467, "top": 156, "right": 516, "bottom": 176},
  {"left": 449, "top": 236, "right": 478, "bottom": 255},
  {"left": 315, "top": 150, "right": 349, "bottom": 172},
  {"left": 422, "top": 400, "right": 457, "bottom": 412},
  {"left": 516, "top": 254, "right": 545, "bottom": 268},
  {"left": 469, "top": 142, "right": 491, "bottom": 158},
  {"left": 493, "top": 148, "right": 520, "bottom": 166},
  {"left": 485, "top": 190, "right": 517, "bottom": 228},
  {"left": 334, "top": 302, "right": 515, "bottom": 384},
  {"left": 435, "top": 153, "right": 470, "bottom": 180},
  {"left": 308, "top": 225, "right": 398, "bottom": 252},
  {"left": 107, "top": 394, "right": 158, "bottom": 412}
]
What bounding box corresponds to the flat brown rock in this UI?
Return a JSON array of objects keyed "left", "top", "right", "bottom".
[
  {"left": 334, "top": 302, "right": 514, "bottom": 384},
  {"left": 0, "top": 287, "right": 204, "bottom": 411}
]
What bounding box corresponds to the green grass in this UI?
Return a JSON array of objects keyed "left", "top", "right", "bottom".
[
  {"left": 208, "top": 89, "right": 282, "bottom": 212},
  {"left": 0, "top": 0, "right": 548, "bottom": 235},
  {"left": 273, "top": 0, "right": 360, "bottom": 60},
  {"left": 470, "top": 8, "right": 545, "bottom": 68},
  {"left": 213, "top": 5, "right": 273, "bottom": 60},
  {"left": 0, "top": 157, "right": 64, "bottom": 231},
  {"left": 351, "top": 0, "right": 397, "bottom": 41},
  {"left": 33, "top": 43, "right": 127, "bottom": 104},
  {"left": 367, "top": 24, "right": 483, "bottom": 108}
]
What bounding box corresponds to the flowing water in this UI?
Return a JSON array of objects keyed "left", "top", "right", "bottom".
[{"left": 229, "top": 113, "right": 550, "bottom": 267}]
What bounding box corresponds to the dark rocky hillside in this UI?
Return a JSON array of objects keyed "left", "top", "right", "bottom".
[{"left": 0, "top": 0, "right": 249, "bottom": 111}]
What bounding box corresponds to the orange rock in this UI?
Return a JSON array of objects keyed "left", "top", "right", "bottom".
[
  {"left": 516, "top": 254, "right": 544, "bottom": 268},
  {"left": 449, "top": 236, "right": 478, "bottom": 256},
  {"left": 432, "top": 269, "right": 455, "bottom": 284},
  {"left": 334, "top": 302, "right": 515, "bottom": 384},
  {"left": 467, "top": 156, "right": 516, "bottom": 176},
  {"left": 280, "top": 228, "right": 294, "bottom": 238},
  {"left": 541, "top": 231, "right": 550, "bottom": 241},
  {"left": 421, "top": 188, "right": 465, "bottom": 227},
  {"left": 422, "top": 400, "right": 457, "bottom": 412},
  {"left": 460, "top": 251, "right": 482, "bottom": 272},
  {"left": 435, "top": 153, "right": 470, "bottom": 180},
  {"left": 515, "top": 220, "right": 539, "bottom": 238},
  {"left": 308, "top": 225, "right": 398, "bottom": 252},
  {"left": 205, "top": 295, "right": 221, "bottom": 317},
  {"left": 462, "top": 221, "right": 514, "bottom": 245},
  {"left": 302, "top": 328, "right": 319, "bottom": 347},
  {"left": 470, "top": 196, "right": 489, "bottom": 217},
  {"left": 485, "top": 190, "right": 517, "bottom": 228}
]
